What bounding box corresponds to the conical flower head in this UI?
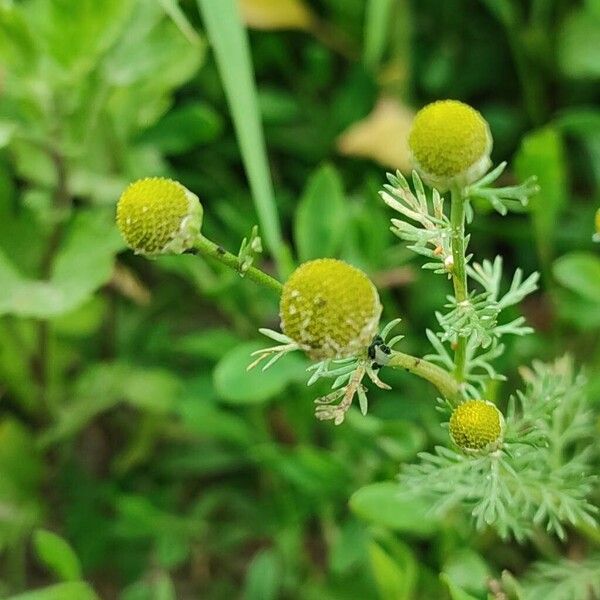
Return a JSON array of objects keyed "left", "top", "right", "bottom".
[
  {"left": 116, "top": 177, "right": 203, "bottom": 256},
  {"left": 449, "top": 399, "right": 504, "bottom": 453},
  {"left": 408, "top": 100, "right": 492, "bottom": 190},
  {"left": 280, "top": 258, "right": 382, "bottom": 360}
]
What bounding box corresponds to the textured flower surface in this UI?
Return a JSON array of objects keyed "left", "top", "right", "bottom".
[
  {"left": 116, "top": 177, "right": 202, "bottom": 256},
  {"left": 280, "top": 258, "right": 382, "bottom": 360},
  {"left": 408, "top": 99, "right": 492, "bottom": 189},
  {"left": 449, "top": 399, "right": 504, "bottom": 452}
]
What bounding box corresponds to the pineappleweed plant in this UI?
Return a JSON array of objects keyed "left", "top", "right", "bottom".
[{"left": 116, "top": 100, "right": 598, "bottom": 544}]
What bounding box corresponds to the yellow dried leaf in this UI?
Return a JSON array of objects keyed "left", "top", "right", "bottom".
[
  {"left": 239, "top": 0, "right": 314, "bottom": 31},
  {"left": 336, "top": 98, "right": 414, "bottom": 173}
]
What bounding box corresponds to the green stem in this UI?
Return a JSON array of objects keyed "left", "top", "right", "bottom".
[
  {"left": 387, "top": 351, "right": 461, "bottom": 405},
  {"left": 193, "top": 234, "right": 283, "bottom": 295},
  {"left": 450, "top": 187, "right": 468, "bottom": 383}
]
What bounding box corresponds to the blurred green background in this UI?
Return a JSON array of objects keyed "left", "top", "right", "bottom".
[{"left": 0, "top": 0, "right": 599, "bottom": 598}]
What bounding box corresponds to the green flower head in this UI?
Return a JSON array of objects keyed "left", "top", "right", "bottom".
[
  {"left": 409, "top": 100, "right": 492, "bottom": 190},
  {"left": 449, "top": 399, "right": 504, "bottom": 453},
  {"left": 116, "top": 177, "right": 203, "bottom": 256}
]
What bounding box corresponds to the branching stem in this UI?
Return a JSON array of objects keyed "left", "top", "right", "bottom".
[
  {"left": 387, "top": 350, "right": 462, "bottom": 405},
  {"left": 193, "top": 234, "right": 283, "bottom": 295},
  {"left": 450, "top": 186, "right": 468, "bottom": 383}
]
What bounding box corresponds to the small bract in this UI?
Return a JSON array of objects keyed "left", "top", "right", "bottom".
[
  {"left": 116, "top": 177, "right": 203, "bottom": 256},
  {"left": 408, "top": 99, "right": 492, "bottom": 190},
  {"left": 280, "top": 258, "right": 382, "bottom": 360},
  {"left": 449, "top": 399, "right": 504, "bottom": 453}
]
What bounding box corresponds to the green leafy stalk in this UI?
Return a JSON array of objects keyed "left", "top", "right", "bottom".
[
  {"left": 196, "top": 0, "right": 290, "bottom": 278},
  {"left": 450, "top": 186, "right": 468, "bottom": 383},
  {"left": 193, "top": 234, "right": 282, "bottom": 295}
]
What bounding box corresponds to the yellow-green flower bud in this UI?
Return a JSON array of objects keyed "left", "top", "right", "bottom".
[
  {"left": 408, "top": 100, "right": 492, "bottom": 190},
  {"left": 280, "top": 258, "right": 382, "bottom": 360},
  {"left": 449, "top": 399, "right": 504, "bottom": 453},
  {"left": 116, "top": 177, "right": 203, "bottom": 256}
]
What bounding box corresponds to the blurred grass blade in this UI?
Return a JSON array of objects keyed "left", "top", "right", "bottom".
[
  {"left": 157, "top": 0, "right": 202, "bottom": 46},
  {"left": 363, "top": 0, "right": 394, "bottom": 69},
  {"left": 196, "top": 0, "right": 288, "bottom": 277}
]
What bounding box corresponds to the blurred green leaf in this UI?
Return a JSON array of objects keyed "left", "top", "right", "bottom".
[
  {"left": 442, "top": 548, "right": 490, "bottom": 596},
  {"left": 329, "top": 519, "right": 369, "bottom": 575},
  {"left": 120, "top": 572, "right": 176, "bottom": 600},
  {"left": 363, "top": 0, "right": 393, "bottom": 69},
  {"left": 350, "top": 482, "right": 438, "bottom": 537},
  {"left": 39, "top": 363, "right": 183, "bottom": 447},
  {"left": 251, "top": 444, "right": 350, "bottom": 497},
  {"left": 558, "top": 7, "right": 600, "bottom": 79},
  {"left": 514, "top": 128, "right": 567, "bottom": 264},
  {"left": 33, "top": 529, "right": 82, "bottom": 582},
  {"left": 102, "top": 1, "right": 203, "bottom": 87},
  {"left": 213, "top": 341, "right": 307, "bottom": 404},
  {"left": 553, "top": 252, "right": 600, "bottom": 302},
  {"left": 440, "top": 573, "right": 480, "bottom": 600},
  {"left": 28, "top": 0, "right": 134, "bottom": 78},
  {"left": 243, "top": 549, "right": 281, "bottom": 600},
  {"left": 294, "top": 164, "right": 347, "bottom": 261},
  {"left": 0, "top": 210, "right": 123, "bottom": 318},
  {"left": 174, "top": 329, "right": 241, "bottom": 361},
  {"left": 0, "top": 3, "right": 38, "bottom": 72},
  {"left": 139, "top": 102, "right": 223, "bottom": 155},
  {"left": 157, "top": 0, "right": 202, "bottom": 46},
  {"left": 368, "top": 539, "right": 417, "bottom": 600},
  {"left": 7, "top": 582, "right": 98, "bottom": 600},
  {"left": 0, "top": 419, "right": 42, "bottom": 550}
]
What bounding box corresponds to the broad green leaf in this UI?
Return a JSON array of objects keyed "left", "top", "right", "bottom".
[
  {"left": 8, "top": 582, "right": 98, "bottom": 600},
  {"left": 294, "top": 164, "right": 347, "bottom": 261},
  {"left": 138, "top": 102, "right": 223, "bottom": 155},
  {"left": 558, "top": 8, "right": 600, "bottom": 79},
  {"left": 243, "top": 549, "right": 281, "bottom": 600},
  {"left": 514, "top": 128, "right": 567, "bottom": 265},
  {"left": 33, "top": 530, "right": 82, "bottom": 582},
  {"left": 0, "top": 210, "right": 123, "bottom": 318},
  {"left": 196, "top": 0, "right": 288, "bottom": 275},
  {"left": 553, "top": 252, "right": 600, "bottom": 302},
  {"left": 213, "top": 342, "right": 307, "bottom": 404},
  {"left": 368, "top": 540, "right": 416, "bottom": 600},
  {"left": 350, "top": 482, "right": 438, "bottom": 537}
]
